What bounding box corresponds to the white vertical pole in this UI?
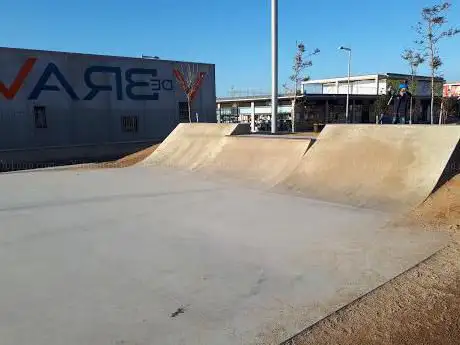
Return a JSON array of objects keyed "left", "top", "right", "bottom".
[
  {"left": 251, "top": 101, "right": 255, "bottom": 132},
  {"left": 346, "top": 50, "right": 351, "bottom": 123},
  {"left": 271, "top": 0, "right": 278, "bottom": 134},
  {"left": 217, "top": 103, "right": 221, "bottom": 123}
]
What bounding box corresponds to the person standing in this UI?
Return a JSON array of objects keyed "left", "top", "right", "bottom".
[{"left": 392, "top": 83, "right": 412, "bottom": 124}]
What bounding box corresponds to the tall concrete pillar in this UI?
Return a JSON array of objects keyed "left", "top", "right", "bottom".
[
  {"left": 217, "top": 103, "right": 221, "bottom": 123},
  {"left": 251, "top": 101, "right": 255, "bottom": 132},
  {"left": 291, "top": 98, "right": 296, "bottom": 132}
]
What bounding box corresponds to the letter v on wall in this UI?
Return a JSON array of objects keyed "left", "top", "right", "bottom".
[{"left": 0, "top": 58, "right": 37, "bottom": 100}]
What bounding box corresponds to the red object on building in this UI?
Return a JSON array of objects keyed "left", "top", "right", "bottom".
[
  {"left": 173, "top": 69, "right": 207, "bottom": 101},
  {"left": 443, "top": 83, "right": 460, "bottom": 98}
]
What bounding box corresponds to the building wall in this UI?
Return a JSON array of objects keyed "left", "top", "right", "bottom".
[
  {"left": 444, "top": 83, "right": 460, "bottom": 97},
  {"left": 0, "top": 47, "right": 216, "bottom": 168},
  {"left": 308, "top": 77, "right": 437, "bottom": 97},
  {"left": 323, "top": 80, "right": 379, "bottom": 95},
  {"left": 217, "top": 100, "right": 294, "bottom": 132}
]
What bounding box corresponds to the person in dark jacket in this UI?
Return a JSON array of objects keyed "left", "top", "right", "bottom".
[{"left": 392, "top": 83, "right": 412, "bottom": 124}]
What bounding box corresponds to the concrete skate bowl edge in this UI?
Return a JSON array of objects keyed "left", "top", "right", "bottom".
[
  {"left": 274, "top": 124, "right": 460, "bottom": 213},
  {"left": 193, "top": 136, "right": 313, "bottom": 187},
  {"left": 139, "top": 123, "right": 250, "bottom": 169}
]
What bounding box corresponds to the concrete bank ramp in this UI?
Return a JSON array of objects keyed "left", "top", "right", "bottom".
[
  {"left": 195, "top": 136, "right": 312, "bottom": 186},
  {"left": 277, "top": 124, "right": 460, "bottom": 212},
  {"left": 140, "top": 123, "right": 250, "bottom": 169},
  {"left": 140, "top": 123, "right": 312, "bottom": 187}
]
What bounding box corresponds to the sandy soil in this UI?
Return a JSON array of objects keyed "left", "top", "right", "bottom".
[
  {"left": 71, "top": 144, "right": 158, "bottom": 170},
  {"left": 288, "top": 175, "right": 460, "bottom": 345},
  {"left": 111, "top": 144, "right": 159, "bottom": 167},
  {"left": 395, "top": 174, "right": 460, "bottom": 232},
  {"left": 287, "top": 242, "right": 460, "bottom": 345},
  {"left": 285, "top": 131, "right": 320, "bottom": 138}
]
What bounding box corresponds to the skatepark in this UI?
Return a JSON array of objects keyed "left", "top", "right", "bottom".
[{"left": 1, "top": 123, "right": 459, "bottom": 345}]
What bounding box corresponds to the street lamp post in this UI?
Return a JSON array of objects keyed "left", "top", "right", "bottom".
[
  {"left": 339, "top": 46, "right": 351, "bottom": 123},
  {"left": 271, "top": 0, "right": 278, "bottom": 134}
]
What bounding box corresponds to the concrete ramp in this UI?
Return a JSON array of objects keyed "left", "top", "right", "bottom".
[
  {"left": 140, "top": 123, "right": 250, "bottom": 169},
  {"left": 277, "top": 124, "right": 460, "bottom": 212},
  {"left": 195, "top": 136, "right": 312, "bottom": 186}
]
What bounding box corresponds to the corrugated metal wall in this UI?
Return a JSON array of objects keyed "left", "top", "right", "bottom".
[{"left": 0, "top": 47, "right": 216, "bottom": 167}]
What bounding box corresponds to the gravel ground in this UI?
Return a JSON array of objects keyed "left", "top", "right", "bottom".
[
  {"left": 288, "top": 174, "right": 460, "bottom": 345},
  {"left": 397, "top": 174, "right": 460, "bottom": 232},
  {"left": 286, "top": 241, "right": 460, "bottom": 345},
  {"left": 70, "top": 144, "right": 159, "bottom": 170}
]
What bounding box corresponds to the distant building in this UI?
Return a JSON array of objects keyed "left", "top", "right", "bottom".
[
  {"left": 444, "top": 82, "right": 460, "bottom": 98},
  {"left": 443, "top": 82, "right": 460, "bottom": 120},
  {"left": 301, "top": 73, "right": 440, "bottom": 97},
  {"left": 216, "top": 73, "right": 445, "bottom": 132}
]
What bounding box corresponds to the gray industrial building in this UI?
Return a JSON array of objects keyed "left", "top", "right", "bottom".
[{"left": 0, "top": 47, "right": 216, "bottom": 171}]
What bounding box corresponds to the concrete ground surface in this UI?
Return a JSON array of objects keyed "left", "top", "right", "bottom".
[
  {"left": 289, "top": 174, "right": 460, "bottom": 345},
  {"left": 0, "top": 166, "right": 449, "bottom": 345}
]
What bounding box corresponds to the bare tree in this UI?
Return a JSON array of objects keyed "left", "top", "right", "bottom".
[
  {"left": 401, "top": 49, "right": 425, "bottom": 124},
  {"left": 283, "top": 41, "right": 320, "bottom": 132},
  {"left": 173, "top": 64, "right": 207, "bottom": 123},
  {"left": 414, "top": 1, "right": 459, "bottom": 124}
]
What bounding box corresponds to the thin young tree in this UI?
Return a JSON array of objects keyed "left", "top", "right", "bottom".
[
  {"left": 414, "top": 1, "right": 459, "bottom": 124},
  {"left": 401, "top": 49, "right": 425, "bottom": 124},
  {"left": 173, "top": 64, "right": 207, "bottom": 123},
  {"left": 283, "top": 41, "right": 319, "bottom": 132}
]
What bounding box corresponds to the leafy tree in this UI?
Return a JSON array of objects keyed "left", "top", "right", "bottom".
[
  {"left": 414, "top": 1, "right": 460, "bottom": 124},
  {"left": 373, "top": 79, "right": 401, "bottom": 123},
  {"left": 173, "top": 64, "right": 208, "bottom": 123},
  {"left": 283, "top": 41, "right": 319, "bottom": 132},
  {"left": 439, "top": 96, "right": 460, "bottom": 124},
  {"left": 373, "top": 94, "right": 392, "bottom": 122},
  {"left": 401, "top": 49, "right": 425, "bottom": 123}
]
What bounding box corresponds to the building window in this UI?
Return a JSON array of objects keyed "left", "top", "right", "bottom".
[
  {"left": 121, "top": 115, "right": 138, "bottom": 132},
  {"left": 34, "top": 106, "right": 47, "bottom": 128},
  {"left": 179, "top": 102, "right": 189, "bottom": 122}
]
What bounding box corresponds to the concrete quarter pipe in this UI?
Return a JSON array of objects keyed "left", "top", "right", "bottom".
[
  {"left": 193, "top": 136, "right": 312, "bottom": 187},
  {"left": 142, "top": 123, "right": 460, "bottom": 213},
  {"left": 140, "top": 123, "right": 250, "bottom": 170},
  {"left": 277, "top": 124, "right": 460, "bottom": 212}
]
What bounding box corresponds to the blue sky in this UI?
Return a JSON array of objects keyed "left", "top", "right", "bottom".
[{"left": 2, "top": 0, "right": 460, "bottom": 96}]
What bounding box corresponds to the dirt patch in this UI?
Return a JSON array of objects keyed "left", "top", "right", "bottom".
[
  {"left": 71, "top": 145, "right": 159, "bottom": 170},
  {"left": 287, "top": 242, "right": 460, "bottom": 345},
  {"left": 393, "top": 174, "right": 460, "bottom": 232},
  {"left": 112, "top": 145, "right": 159, "bottom": 167},
  {"left": 287, "top": 175, "right": 460, "bottom": 345}
]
